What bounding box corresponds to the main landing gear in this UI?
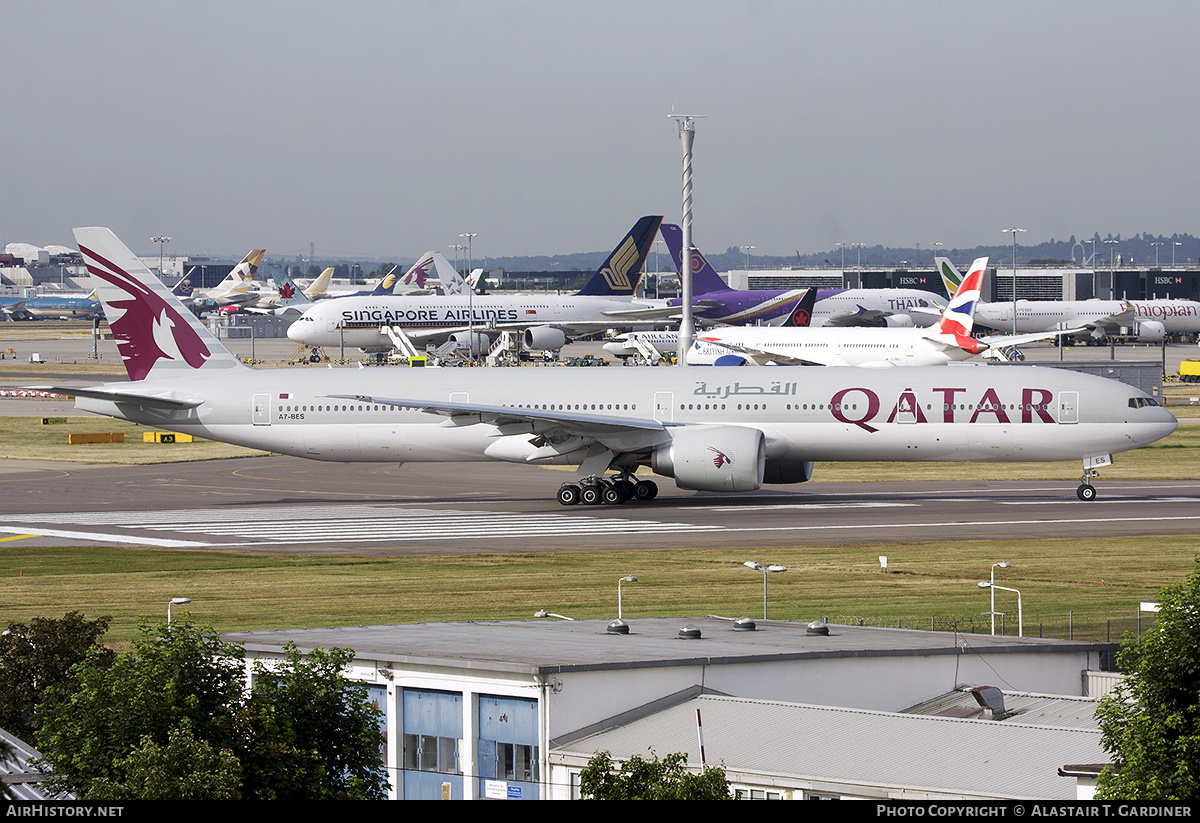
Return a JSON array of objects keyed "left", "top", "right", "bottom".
[{"left": 557, "top": 475, "right": 659, "bottom": 506}]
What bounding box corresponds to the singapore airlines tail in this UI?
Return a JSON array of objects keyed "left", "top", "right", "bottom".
[
  {"left": 574, "top": 216, "right": 662, "bottom": 297},
  {"left": 73, "top": 227, "right": 244, "bottom": 381}
]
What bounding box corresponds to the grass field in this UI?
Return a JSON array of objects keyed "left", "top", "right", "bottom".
[
  {"left": 1, "top": 536, "right": 1194, "bottom": 645},
  {"left": 1, "top": 416, "right": 1197, "bottom": 645}
]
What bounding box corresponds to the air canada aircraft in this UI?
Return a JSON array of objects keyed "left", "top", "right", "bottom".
[
  {"left": 285, "top": 216, "right": 666, "bottom": 354},
  {"left": 45, "top": 227, "right": 1178, "bottom": 506}
]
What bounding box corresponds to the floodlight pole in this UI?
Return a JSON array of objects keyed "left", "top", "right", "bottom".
[
  {"left": 1002, "top": 228, "right": 1025, "bottom": 334},
  {"left": 670, "top": 112, "right": 705, "bottom": 366}
]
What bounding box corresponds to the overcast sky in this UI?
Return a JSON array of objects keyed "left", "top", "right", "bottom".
[{"left": 4, "top": 1, "right": 1198, "bottom": 261}]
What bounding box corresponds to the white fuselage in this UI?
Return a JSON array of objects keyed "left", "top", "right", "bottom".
[
  {"left": 285, "top": 293, "right": 650, "bottom": 350},
  {"left": 73, "top": 363, "right": 1176, "bottom": 472},
  {"left": 691, "top": 326, "right": 974, "bottom": 367}
]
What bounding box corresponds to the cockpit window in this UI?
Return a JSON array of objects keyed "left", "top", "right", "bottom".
[{"left": 1128, "top": 397, "right": 1161, "bottom": 408}]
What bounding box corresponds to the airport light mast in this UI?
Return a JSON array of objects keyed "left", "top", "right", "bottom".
[
  {"left": 150, "top": 236, "right": 171, "bottom": 276},
  {"left": 1002, "top": 227, "right": 1025, "bottom": 334},
  {"left": 670, "top": 111, "right": 704, "bottom": 366}
]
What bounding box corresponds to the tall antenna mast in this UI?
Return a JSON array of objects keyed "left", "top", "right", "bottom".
[{"left": 669, "top": 110, "right": 705, "bottom": 366}]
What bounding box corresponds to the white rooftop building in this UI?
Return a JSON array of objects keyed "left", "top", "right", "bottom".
[{"left": 224, "top": 616, "right": 1116, "bottom": 800}]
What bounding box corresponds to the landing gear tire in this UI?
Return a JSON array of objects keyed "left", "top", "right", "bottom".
[
  {"left": 557, "top": 484, "right": 581, "bottom": 506},
  {"left": 1077, "top": 483, "right": 1097, "bottom": 501},
  {"left": 602, "top": 484, "right": 628, "bottom": 505},
  {"left": 580, "top": 484, "right": 603, "bottom": 505},
  {"left": 634, "top": 480, "right": 658, "bottom": 501}
]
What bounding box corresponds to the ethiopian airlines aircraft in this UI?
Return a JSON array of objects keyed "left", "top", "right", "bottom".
[
  {"left": 45, "top": 227, "right": 1177, "bottom": 506},
  {"left": 935, "top": 257, "right": 1200, "bottom": 340}
]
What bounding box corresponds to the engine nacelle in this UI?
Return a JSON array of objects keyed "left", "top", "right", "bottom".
[
  {"left": 1134, "top": 320, "right": 1165, "bottom": 341},
  {"left": 882, "top": 314, "right": 915, "bottom": 328},
  {"left": 763, "top": 459, "right": 814, "bottom": 484},
  {"left": 522, "top": 326, "right": 567, "bottom": 351},
  {"left": 448, "top": 331, "right": 491, "bottom": 352},
  {"left": 651, "top": 425, "right": 765, "bottom": 492}
]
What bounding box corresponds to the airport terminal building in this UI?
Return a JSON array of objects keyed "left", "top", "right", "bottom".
[{"left": 224, "top": 616, "right": 1116, "bottom": 800}]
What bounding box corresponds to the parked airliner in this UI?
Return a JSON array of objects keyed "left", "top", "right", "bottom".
[
  {"left": 46, "top": 227, "right": 1177, "bottom": 507},
  {"left": 935, "top": 257, "right": 1200, "bottom": 340},
  {"left": 660, "top": 224, "right": 947, "bottom": 328},
  {"left": 285, "top": 217, "right": 665, "bottom": 354}
]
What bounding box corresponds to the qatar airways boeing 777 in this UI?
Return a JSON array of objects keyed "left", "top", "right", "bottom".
[{"left": 40, "top": 227, "right": 1177, "bottom": 506}]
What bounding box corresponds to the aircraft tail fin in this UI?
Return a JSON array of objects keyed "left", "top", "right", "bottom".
[
  {"left": 431, "top": 253, "right": 469, "bottom": 295},
  {"left": 391, "top": 252, "right": 437, "bottom": 294},
  {"left": 575, "top": 216, "right": 663, "bottom": 297},
  {"left": 302, "top": 267, "right": 334, "bottom": 300},
  {"left": 659, "top": 223, "right": 732, "bottom": 294},
  {"left": 369, "top": 265, "right": 400, "bottom": 295},
  {"left": 170, "top": 266, "right": 198, "bottom": 299},
  {"left": 781, "top": 287, "right": 816, "bottom": 327},
  {"left": 268, "top": 263, "right": 312, "bottom": 308},
  {"left": 935, "top": 256, "right": 987, "bottom": 339},
  {"left": 73, "top": 227, "right": 244, "bottom": 382},
  {"left": 934, "top": 256, "right": 964, "bottom": 299}
]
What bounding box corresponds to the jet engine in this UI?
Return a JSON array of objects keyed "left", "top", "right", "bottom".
[
  {"left": 1134, "top": 320, "right": 1166, "bottom": 341},
  {"left": 651, "top": 425, "right": 765, "bottom": 492},
  {"left": 448, "top": 331, "right": 491, "bottom": 352},
  {"left": 882, "top": 314, "right": 915, "bottom": 328},
  {"left": 763, "top": 459, "right": 814, "bottom": 484},
  {"left": 522, "top": 326, "right": 568, "bottom": 351}
]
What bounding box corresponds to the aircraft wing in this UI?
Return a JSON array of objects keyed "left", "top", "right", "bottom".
[
  {"left": 980, "top": 328, "right": 1088, "bottom": 347},
  {"left": 599, "top": 300, "right": 722, "bottom": 321},
  {"left": 694, "top": 338, "right": 826, "bottom": 367},
  {"left": 821, "top": 307, "right": 894, "bottom": 327},
  {"left": 23, "top": 386, "right": 203, "bottom": 410},
  {"left": 327, "top": 393, "right": 666, "bottom": 434}
]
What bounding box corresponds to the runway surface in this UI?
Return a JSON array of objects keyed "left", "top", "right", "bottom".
[{"left": 2, "top": 456, "right": 1198, "bottom": 555}]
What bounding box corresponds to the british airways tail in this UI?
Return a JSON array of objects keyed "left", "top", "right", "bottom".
[
  {"left": 659, "top": 223, "right": 733, "bottom": 294},
  {"left": 574, "top": 216, "right": 663, "bottom": 297},
  {"left": 73, "top": 227, "right": 244, "bottom": 381},
  {"left": 935, "top": 257, "right": 987, "bottom": 338}
]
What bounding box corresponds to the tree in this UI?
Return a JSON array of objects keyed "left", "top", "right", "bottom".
[
  {"left": 84, "top": 725, "right": 242, "bottom": 800},
  {"left": 36, "top": 618, "right": 245, "bottom": 797},
  {"left": 238, "top": 643, "right": 387, "bottom": 800},
  {"left": 1095, "top": 557, "right": 1200, "bottom": 800},
  {"left": 0, "top": 611, "right": 112, "bottom": 741},
  {"left": 579, "top": 750, "right": 731, "bottom": 800},
  {"left": 36, "top": 620, "right": 386, "bottom": 800}
]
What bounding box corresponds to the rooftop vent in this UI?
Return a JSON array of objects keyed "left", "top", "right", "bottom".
[
  {"left": 678, "top": 624, "right": 702, "bottom": 639},
  {"left": 732, "top": 616, "right": 756, "bottom": 632},
  {"left": 606, "top": 619, "right": 630, "bottom": 635},
  {"left": 806, "top": 621, "right": 830, "bottom": 636}
]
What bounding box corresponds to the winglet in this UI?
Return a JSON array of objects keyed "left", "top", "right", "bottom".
[
  {"left": 575, "top": 216, "right": 663, "bottom": 297},
  {"left": 73, "top": 227, "right": 243, "bottom": 381}
]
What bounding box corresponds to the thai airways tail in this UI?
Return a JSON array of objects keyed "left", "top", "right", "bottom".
[
  {"left": 659, "top": 223, "right": 733, "bottom": 294},
  {"left": 73, "top": 227, "right": 244, "bottom": 381},
  {"left": 574, "top": 216, "right": 663, "bottom": 297}
]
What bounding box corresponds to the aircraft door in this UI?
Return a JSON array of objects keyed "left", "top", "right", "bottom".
[
  {"left": 1058, "top": 391, "right": 1079, "bottom": 424},
  {"left": 252, "top": 393, "right": 272, "bottom": 426},
  {"left": 654, "top": 391, "right": 674, "bottom": 423}
]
